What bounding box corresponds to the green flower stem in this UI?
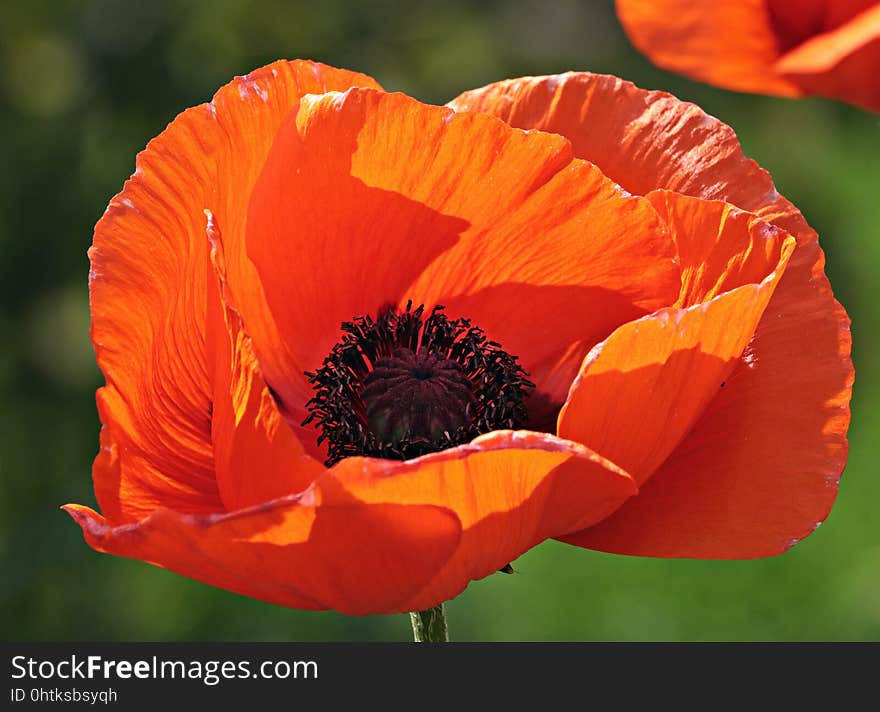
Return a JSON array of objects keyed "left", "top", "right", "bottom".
[{"left": 409, "top": 604, "right": 449, "bottom": 642}]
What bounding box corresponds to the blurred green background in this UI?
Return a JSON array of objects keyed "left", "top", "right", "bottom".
[{"left": 1, "top": 0, "right": 877, "bottom": 642}]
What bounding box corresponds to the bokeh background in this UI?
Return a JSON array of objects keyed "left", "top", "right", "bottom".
[{"left": 2, "top": 0, "right": 877, "bottom": 642}]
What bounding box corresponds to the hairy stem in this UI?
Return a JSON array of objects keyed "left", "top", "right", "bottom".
[{"left": 409, "top": 604, "right": 449, "bottom": 642}]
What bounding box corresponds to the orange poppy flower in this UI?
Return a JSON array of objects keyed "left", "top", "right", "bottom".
[
  {"left": 64, "top": 61, "right": 852, "bottom": 616},
  {"left": 616, "top": 0, "right": 880, "bottom": 112}
]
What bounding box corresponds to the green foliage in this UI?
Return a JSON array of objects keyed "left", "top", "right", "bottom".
[{"left": 1, "top": 0, "right": 877, "bottom": 641}]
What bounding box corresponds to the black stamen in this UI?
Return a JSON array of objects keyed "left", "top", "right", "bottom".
[{"left": 303, "top": 302, "right": 533, "bottom": 466}]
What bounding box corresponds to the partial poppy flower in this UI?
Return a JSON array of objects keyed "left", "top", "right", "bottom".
[
  {"left": 616, "top": 0, "right": 880, "bottom": 112},
  {"left": 64, "top": 60, "right": 852, "bottom": 618}
]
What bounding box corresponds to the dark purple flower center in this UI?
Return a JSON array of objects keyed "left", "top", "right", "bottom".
[
  {"left": 362, "top": 347, "right": 476, "bottom": 445},
  {"left": 303, "top": 302, "right": 533, "bottom": 466}
]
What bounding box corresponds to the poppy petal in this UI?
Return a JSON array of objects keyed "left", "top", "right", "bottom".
[
  {"left": 88, "top": 61, "right": 380, "bottom": 523},
  {"left": 447, "top": 72, "right": 805, "bottom": 233},
  {"left": 775, "top": 4, "right": 880, "bottom": 113},
  {"left": 67, "top": 428, "right": 636, "bottom": 614},
  {"left": 558, "top": 228, "right": 794, "bottom": 486},
  {"left": 91, "top": 392, "right": 219, "bottom": 523},
  {"left": 324, "top": 430, "right": 637, "bottom": 611},
  {"left": 203, "top": 63, "right": 383, "bottom": 407},
  {"left": 206, "top": 213, "right": 325, "bottom": 511},
  {"left": 89, "top": 98, "right": 221, "bottom": 520},
  {"left": 246, "top": 87, "right": 666, "bottom": 433},
  {"left": 766, "top": 1, "right": 877, "bottom": 51},
  {"left": 646, "top": 190, "right": 792, "bottom": 307},
  {"left": 563, "top": 237, "right": 853, "bottom": 557},
  {"left": 614, "top": 0, "right": 800, "bottom": 96},
  {"left": 62, "top": 493, "right": 461, "bottom": 615},
  {"left": 455, "top": 72, "right": 850, "bottom": 557},
  {"left": 403, "top": 161, "right": 680, "bottom": 419}
]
